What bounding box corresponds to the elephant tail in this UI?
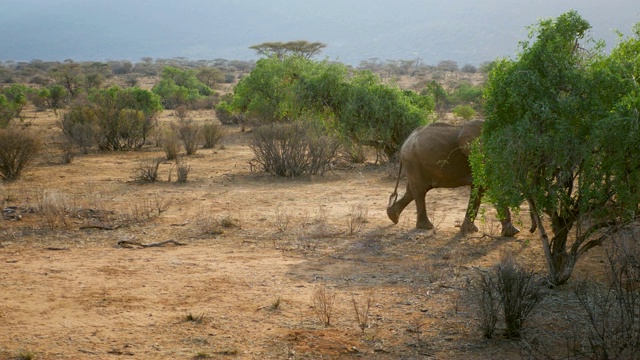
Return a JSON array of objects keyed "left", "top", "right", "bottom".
[{"left": 388, "top": 161, "right": 403, "bottom": 208}]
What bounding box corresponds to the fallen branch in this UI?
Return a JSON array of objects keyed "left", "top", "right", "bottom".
[
  {"left": 80, "top": 224, "right": 121, "bottom": 230},
  {"left": 117, "top": 239, "right": 186, "bottom": 249}
]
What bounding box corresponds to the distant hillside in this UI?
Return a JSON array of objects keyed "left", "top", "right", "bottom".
[{"left": 1, "top": 0, "right": 638, "bottom": 65}]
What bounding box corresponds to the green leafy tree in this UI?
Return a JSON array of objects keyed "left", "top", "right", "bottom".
[
  {"left": 196, "top": 66, "right": 224, "bottom": 88},
  {"left": 421, "top": 81, "right": 448, "bottom": 114},
  {"left": 231, "top": 55, "right": 347, "bottom": 124},
  {"left": 474, "top": 11, "right": 640, "bottom": 285},
  {"left": 47, "top": 84, "right": 67, "bottom": 109},
  {"left": 152, "top": 66, "right": 213, "bottom": 109},
  {"left": 230, "top": 56, "right": 433, "bottom": 159},
  {"left": 337, "top": 71, "right": 433, "bottom": 159}
]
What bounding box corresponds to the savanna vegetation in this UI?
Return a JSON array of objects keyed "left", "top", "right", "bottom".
[{"left": 1, "top": 12, "right": 640, "bottom": 360}]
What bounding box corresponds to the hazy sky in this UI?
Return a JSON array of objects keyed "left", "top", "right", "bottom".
[{"left": 1, "top": 0, "right": 639, "bottom": 65}]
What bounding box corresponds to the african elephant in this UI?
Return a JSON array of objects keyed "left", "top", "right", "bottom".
[{"left": 386, "top": 119, "right": 521, "bottom": 237}]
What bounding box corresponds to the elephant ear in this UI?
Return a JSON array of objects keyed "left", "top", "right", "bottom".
[{"left": 457, "top": 120, "right": 483, "bottom": 156}]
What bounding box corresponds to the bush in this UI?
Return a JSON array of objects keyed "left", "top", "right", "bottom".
[
  {"left": 461, "top": 64, "right": 477, "bottom": 73},
  {"left": 202, "top": 122, "right": 224, "bottom": 149},
  {"left": 60, "top": 104, "right": 99, "bottom": 154},
  {"left": 572, "top": 235, "right": 640, "bottom": 359},
  {"left": 215, "top": 101, "right": 241, "bottom": 125},
  {"left": 161, "top": 129, "right": 181, "bottom": 160},
  {"left": 175, "top": 119, "right": 200, "bottom": 155},
  {"left": 175, "top": 157, "right": 191, "bottom": 183},
  {"left": 133, "top": 157, "right": 162, "bottom": 182},
  {"left": 475, "top": 255, "right": 546, "bottom": 338},
  {"left": 0, "top": 126, "right": 41, "bottom": 181},
  {"left": 250, "top": 121, "right": 339, "bottom": 177},
  {"left": 452, "top": 105, "right": 477, "bottom": 120},
  {"left": 152, "top": 66, "right": 213, "bottom": 109},
  {"left": 61, "top": 86, "right": 161, "bottom": 152}
]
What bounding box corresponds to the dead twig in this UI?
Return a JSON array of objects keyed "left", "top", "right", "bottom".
[
  {"left": 117, "top": 239, "right": 186, "bottom": 249},
  {"left": 80, "top": 224, "right": 121, "bottom": 230}
]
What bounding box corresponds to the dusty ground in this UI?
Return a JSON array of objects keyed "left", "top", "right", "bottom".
[{"left": 0, "top": 105, "right": 610, "bottom": 360}]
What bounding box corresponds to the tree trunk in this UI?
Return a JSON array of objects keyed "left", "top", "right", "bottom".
[{"left": 527, "top": 199, "right": 579, "bottom": 286}]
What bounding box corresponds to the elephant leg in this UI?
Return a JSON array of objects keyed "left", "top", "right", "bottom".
[
  {"left": 460, "top": 185, "right": 483, "bottom": 233},
  {"left": 387, "top": 183, "right": 414, "bottom": 224},
  {"left": 499, "top": 207, "right": 520, "bottom": 237},
  {"left": 413, "top": 185, "right": 433, "bottom": 230}
]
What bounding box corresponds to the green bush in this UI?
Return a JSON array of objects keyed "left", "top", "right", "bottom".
[
  {"left": 152, "top": 66, "right": 213, "bottom": 109},
  {"left": 60, "top": 104, "right": 99, "bottom": 153},
  {"left": 215, "top": 101, "right": 241, "bottom": 125},
  {"left": 337, "top": 71, "right": 432, "bottom": 159},
  {"left": 452, "top": 105, "right": 477, "bottom": 120},
  {"left": 61, "top": 86, "right": 162, "bottom": 151}
]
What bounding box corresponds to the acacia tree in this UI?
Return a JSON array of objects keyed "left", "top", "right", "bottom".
[
  {"left": 249, "top": 40, "right": 326, "bottom": 59},
  {"left": 473, "top": 11, "right": 640, "bottom": 285}
]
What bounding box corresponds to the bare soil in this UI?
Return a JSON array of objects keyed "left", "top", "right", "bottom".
[{"left": 0, "top": 105, "right": 608, "bottom": 359}]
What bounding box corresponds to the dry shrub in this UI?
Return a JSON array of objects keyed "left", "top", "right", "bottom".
[
  {"left": 0, "top": 126, "right": 41, "bottom": 181},
  {"left": 202, "top": 122, "right": 224, "bottom": 149},
  {"left": 36, "top": 189, "right": 71, "bottom": 229},
  {"left": 476, "top": 269, "right": 501, "bottom": 339},
  {"left": 571, "top": 233, "right": 640, "bottom": 359},
  {"left": 174, "top": 120, "right": 200, "bottom": 156},
  {"left": 126, "top": 193, "right": 171, "bottom": 223},
  {"left": 351, "top": 292, "right": 374, "bottom": 333},
  {"left": 341, "top": 141, "right": 370, "bottom": 164},
  {"left": 274, "top": 207, "right": 291, "bottom": 233},
  {"left": 250, "top": 122, "right": 339, "bottom": 177},
  {"left": 495, "top": 255, "right": 545, "bottom": 338},
  {"left": 347, "top": 203, "right": 368, "bottom": 235},
  {"left": 59, "top": 140, "right": 75, "bottom": 164},
  {"left": 312, "top": 284, "right": 337, "bottom": 327},
  {"left": 133, "top": 157, "right": 162, "bottom": 182},
  {"left": 175, "top": 157, "right": 191, "bottom": 183},
  {"left": 161, "top": 129, "right": 181, "bottom": 160},
  {"left": 474, "top": 254, "right": 545, "bottom": 338}
]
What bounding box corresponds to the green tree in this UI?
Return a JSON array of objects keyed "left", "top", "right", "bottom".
[
  {"left": 62, "top": 86, "right": 162, "bottom": 151},
  {"left": 230, "top": 56, "right": 433, "bottom": 159},
  {"left": 231, "top": 55, "right": 347, "bottom": 124},
  {"left": 47, "top": 84, "right": 67, "bottom": 109},
  {"left": 474, "top": 11, "right": 640, "bottom": 285},
  {"left": 196, "top": 66, "right": 224, "bottom": 88},
  {"left": 421, "top": 81, "right": 448, "bottom": 114},
  {"left": 337, "top": 71, "right": 433, "bottom": 159},
  {"left": 250, "top": 40, "right": 326, "bottom": 59},
  {"left": 152, "top": 66, "right": 213, "bottom": 109},
  {"left": 53, "top": 60, "right": 84, "bottom": 98}
]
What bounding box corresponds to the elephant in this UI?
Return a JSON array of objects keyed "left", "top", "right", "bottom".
[{"left": 386, "top": 119, "right": 522, "bottom": 237}]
